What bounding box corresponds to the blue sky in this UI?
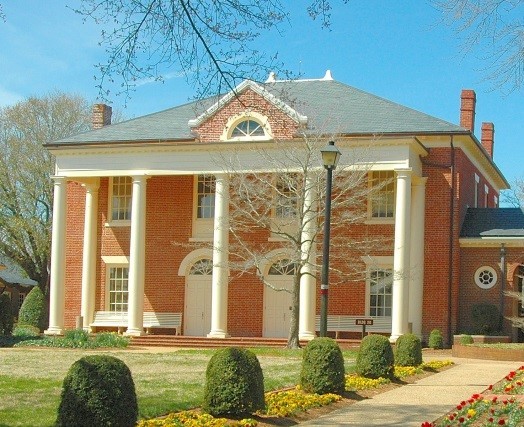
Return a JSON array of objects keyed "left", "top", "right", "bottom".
[{"left": 1, "top": 1, "right": 522, "bottom": 187}]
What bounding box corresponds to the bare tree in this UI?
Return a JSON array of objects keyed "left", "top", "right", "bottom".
[
  {"left": 73, "top": 0, "right": 352, "bottom": 101},
  {"left": 0, "top": 92, "right": 91, "bottom": 290},
  {"left": 215, "top": 134, "right": 389, "bottom": 348},
  {"left": 502, "top": 176, "right": 524, "bottom": 207},
  {"left": 432, "top": 0, "right": 524, "bottom": 92}
]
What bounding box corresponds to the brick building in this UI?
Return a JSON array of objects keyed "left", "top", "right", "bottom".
[{"left": 44, "top": 72, "right": 524, "bottom": 343}]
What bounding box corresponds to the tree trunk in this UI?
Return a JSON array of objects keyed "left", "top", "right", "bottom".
[{"left": 286, "top": 275, "right": 302, "bottom": 349}]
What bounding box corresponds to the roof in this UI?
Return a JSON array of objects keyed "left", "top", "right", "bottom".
[
  {"left": 0, "top": 270, "right": 38, "bottom": 288},
  {"left": 460, "top": 208, "right": 524, "bottom": 238},
  {"left": 50, "top": 78, "right": 467, "bottom": 146}
]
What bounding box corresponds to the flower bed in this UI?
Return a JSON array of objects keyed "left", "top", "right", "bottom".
[{"left": 422, "top": 366, "right": 524, "bottom": 426}]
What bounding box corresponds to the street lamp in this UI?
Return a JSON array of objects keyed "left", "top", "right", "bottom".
[{"left": 320, "top": 140, "right": 341, "bottom": 337}]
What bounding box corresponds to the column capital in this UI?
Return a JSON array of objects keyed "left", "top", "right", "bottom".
[
  {"left": 412, "top": 175, "right": 428, "bottom": 187},
  {"left": 51, "top": 175, "right": 68, "bottom": 183},
  {"left": 394, "top": 168, "right": 413, "bottom": 178},
  {"left": 80, "top": 177, "right": 100, "bottom": 192}
]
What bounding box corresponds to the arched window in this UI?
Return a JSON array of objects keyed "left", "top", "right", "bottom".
[
  {"left": 268, "top": 259, "right": 296, "bottom": 275},
  {"left": 190, "top": 259, "right": 213, "bottom": 275},
  {"left": 231, "top": 119, "right": 265, "bottom": 138}
]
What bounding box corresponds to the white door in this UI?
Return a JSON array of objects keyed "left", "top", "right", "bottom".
[
  {"left": 184, "top": 259, "right": 212, "bottom": 336},
  {"left": 263, "top": 275, "right": 293, "bottom": 338}
]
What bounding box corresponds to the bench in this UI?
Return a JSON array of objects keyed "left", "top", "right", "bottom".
[
  {"left": 90, "top": 311, "right": 182, "bottom": 335},
  {"left": 315, "top": 315, "right": 392, "bottom": 338}
]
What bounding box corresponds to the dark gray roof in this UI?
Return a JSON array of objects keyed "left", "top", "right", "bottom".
[
  {"left": 460, "top": 208, "right": 524, "bottom": 238},
  {"left": 0, "top": 270, "right": 38, "bottom": 287},
  {"left": 50, "top": 78, "right": 467, "bottom": 145}
]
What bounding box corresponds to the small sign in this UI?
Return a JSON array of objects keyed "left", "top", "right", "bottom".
[{"left": 355, "top": 318, "right": 374, "bottom": 326}]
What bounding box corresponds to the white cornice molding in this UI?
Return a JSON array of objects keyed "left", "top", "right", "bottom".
[{"left": 459, "top": 238, "right": 524, "bottom": 248}]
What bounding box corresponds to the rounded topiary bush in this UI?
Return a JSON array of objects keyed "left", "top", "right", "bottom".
[
  {"left": 0, "top": 293, "right": 13, "bottom": 335},
  {"left": 394, "top": 333, "right": 422, "bottom": 367},
  {"left": 203, "top": 347, "right": 265, "bottom": 417},
  {"left": 471, "top": 303, "right": 501, "bottom": 335},
  {"left": 428, "top": 329, "right": 443, "bottom": 350},
  {"left": 56, "top": 355, "right": 138, "bottom": 427},
  {"left": 300, "top": 337, "right": 345, "bottom": 395},
  {"left": 355, "top": 334, "right": 394, "bottom": 379},
  {"left": 18, "top": 287, "right": 47, "bottom": 332}
]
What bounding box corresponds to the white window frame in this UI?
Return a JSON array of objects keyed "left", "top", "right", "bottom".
[
  {"left": 107, "top": 176, "right": 132, "bottom": 226},
  {"left": 220, "top": 112, "right": 273, "bottom": 142},
  {"left": 484, "top": 184, "right": 489, "bottom": 208},
  {"left": 368, "top": 171, "right": 395, "bottom": 222},
  {"left": 368, "top": 268, "right": 393, "bottom": 317},
  {"left": 104, "top": 259, "right": 130, "bottom": 313},
  {"left": 192, "top": 175, "right": 215, "bottom": 239},
  {"left": 269, "top": 174, "right": 299, "bottom": 240},
  {"left": 474, "top": 173, "right": 480, "bottom": 208},
  {"left": 474, "top": 265, "right": 498, "bottom": 290},
  {"left": 362, "top": 256, "right": 393, "bottom": 317}
]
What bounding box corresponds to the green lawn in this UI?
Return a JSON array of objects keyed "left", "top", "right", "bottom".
[{"left": 0, "top": 347, "right": 358, "bottom": 427}]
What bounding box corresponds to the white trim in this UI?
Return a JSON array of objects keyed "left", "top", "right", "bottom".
[
  {"left": 361, "top": 255, "right": 394, "bottom": 267},
  {"left": 220, "top": 111, "right": 273, "bottom": 142},
  {"left": 474, "top": 266, "right": 498, "bottom": 290},
  {"left": 102, "top": 256, "right": 130, "bottom": 264},
  {"left": 460, "top": 238, "right": 524, "bottom": 247},
  {"left": 178, "top": 248, "right": 214, "bottom": 276},
  {"left": 259, "top": 248, "right": 295, "bottom": 277}
]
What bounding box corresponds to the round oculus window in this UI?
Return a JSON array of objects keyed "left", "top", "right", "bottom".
[{"left": 474, "top": 266, "right": 497, "bottom": 289}]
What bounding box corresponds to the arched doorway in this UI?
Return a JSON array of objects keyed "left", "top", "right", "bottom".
[
  {"left": 184, "top": 258, "right": 212, "bottom": 336},
  {"left": 263, "top": 259, "right": 295, "bottom": 338}
]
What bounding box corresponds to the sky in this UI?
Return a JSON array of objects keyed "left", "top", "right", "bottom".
[{"left": 0, "top": 1, "right": 522, "bottom": 189}]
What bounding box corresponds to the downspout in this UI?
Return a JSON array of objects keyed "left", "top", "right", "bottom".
[
  {"left": 500, "top": 243, "right": 506, "bottom": 332},
  {"left": 447, "top": 136, "right": 455, "bottom": 346}
]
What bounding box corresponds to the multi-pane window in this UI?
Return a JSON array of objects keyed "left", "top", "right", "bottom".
[
  {"left": 109, "top": 267, "right": 129, "bottom": 313},
  {"left": 197, "top": 175, "right": 215, "bottom": 219},
  {"left": 18, "top": 293, "right": 25, "bottom": 310},
  {"left": 369, "top": 268, "right": 393, "bottom": 317},
  {"left": 231, "top": 119, "right": 265, "bottom": 138},
  {"left": 111, "top": 177, "right": 132, "bottom": 221},
  {"left": 268, "top": 259, "right": 297, "bottom": 275},
  {"left": 275, "top": 177, "right": 297, "bottom": 219},
  {"left": 190, "top": 259, "right": 213, "bottom": 275},
  {"left": 371, "top": 171, "right": 395, "bottom": 218}
]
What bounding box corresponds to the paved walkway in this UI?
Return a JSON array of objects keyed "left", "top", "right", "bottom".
[{"left": 300, "top": 357, "right": 524, "bottom": 426}]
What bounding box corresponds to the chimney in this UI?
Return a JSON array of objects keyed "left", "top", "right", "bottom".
[
  {"left": 481, "top": 122, "right": 495, "bottom": 158},
  {"left": 92, "top": 104, "right": 112, "bottom": 129},
  {"left": 460, "top": 89, "right": 476, "bottom": 132}
]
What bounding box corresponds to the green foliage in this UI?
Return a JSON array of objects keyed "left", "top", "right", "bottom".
[
  {"left": 12, "top": 324, "right": 41, "bottom": 337},
  {"left": 471, "top": 303, "right": 501, "bottom": 335},
  {"left": 428, "top": 329, "right": 444, "bottom": 349},
  {"left": 17, "top": 287, "right": 47, "bottom": 331},
  {"left": 299, "top": 337, "right": 345, "bottom": 394},
  {"left": 64, "top": 328, "right": 89, "bottom": 343},
  {"left": 13, "top": 330, "right": 129, "bottom": 349},
  {"left": 56, "top": 355, "right": 138, "bottom": 427},
  {"left": 355, "top": 334, "right": 394, "bottom": 379},
  {"left": 459, "top": 334, "right": 474, "bottom": 345},
  {"left": 394, "top": 333, "right": 423, "bottom": 367},
  {"left": 0, "top": 293, "right": 13, "bottom": 335},
  {"left": 202, "top": 347, "right": 265, "bottom": 417}
]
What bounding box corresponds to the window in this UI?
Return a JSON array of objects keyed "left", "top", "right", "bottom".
[
  {"left": 474, "top": 266, "right": 497, "bottom": 289},
  {"left": 111, "top": 177, "right": 132, "bottom": 221},
  {"left": 370, "top": 171, "right": 395, "bottom": 218},
  {"left": 474, "top": 174, "right": 480, "bottom": 208},
  {"left": 108, "top": 267, "right": 129, "bottom": 312},
  {"left": 231, "top": 119, "right": 265, "bottom": 138},
  {"left": 484, "top": 184, "right": 489, "bottom": 208},
  {"left": 196, "top": 175, "right": 215, "bottom": 219},
  {"left": 369, "top": 268, "right": 393, "bottom": 317},
  {"left": 268, "top": 259, "right": 296, "bottom": 275},
  {"left": 190, "top": 259, "right": 213, "bottom": 275},
  {"left": 18, "top": 293, "right": 25, "bottom": 310},
  {"left": 275, "top": 176, "right": 297, "bottom": 219}
]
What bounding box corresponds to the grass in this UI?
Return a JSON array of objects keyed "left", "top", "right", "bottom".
[{"left": 0, "top": 346, "right": 359, "bottom": 426}]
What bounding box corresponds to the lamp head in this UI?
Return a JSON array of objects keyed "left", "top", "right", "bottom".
[{"left": 320, "top": 140, "right": 341, "bottom": 170}]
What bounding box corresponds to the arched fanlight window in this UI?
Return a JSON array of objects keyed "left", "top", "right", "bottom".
[
  {"left": 268, "top": 259, "right": 297, "bottom": 275},
  {"left": 189, "top": 259, "right": 213, "bottom": 275},
  {"left": 231, "top": 119, "right": 265, "bottom": 138}
]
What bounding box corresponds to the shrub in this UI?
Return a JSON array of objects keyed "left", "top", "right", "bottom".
[
  {"left": 93, "top": 332, "right": 130, "bottom": 348},
  {"left": 17, "top": 287, "right": 47, "bottom": 332},
  {"left": 428, "top": 329, "right": 443, "bottom": 349},
  {"left": 12, "top": 324, "right": 40, "bottom": 337},
  {"left": 63, "top": 328, "right": 89, "bottom": 345},
  {"left": 0, "top": 293, "right": 13, "bottom": 335},
  {"left": 300, "top": 337, "right": 345, "bottom": 395},
  {"left": 56, "top": 355, "right": 138, "bottom": 427},
  {"left": 202, "top": 347, "right": 265, "bottom": 417},
  {"left": 394, "top": 333, "right": 422, "bottom": 367},
  {"left": 459, "top": 334, "right": 474, "bottom": 345},
  {"left": 355, "top": 334, "right": 394, "bottom": 379},
  {"left": 471, "top": 303, "right": 501, "bottom": 335}
]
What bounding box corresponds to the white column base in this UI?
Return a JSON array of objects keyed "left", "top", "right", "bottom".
[
  {"left": 299, "top": 331, "right": 316, "bottom": 341},
  {"left": 124, "top": 328, "right": 145, "bottom": 337},
  {"left": 207, "top": 331, "right": 230, "bottom": 338},
  {"left": 44, "top": 327, "right": 64, "bottom": 336},
  {"left": 389, "top": 334, "right": 401, "bottom": 343}
]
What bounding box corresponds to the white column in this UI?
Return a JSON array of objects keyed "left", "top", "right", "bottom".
[
  {"left": 409, "top": 177, "right": 427, "bottom": 338},
  {"left": 299, "top": 175, "right": 317, "bottom": 340},
  {"left": 126, "top": 175, "right": 148, "bottom": 336},
  {"left": 390, "top": 169, "right": 412, "bottom": 342},
  {"left": 208, "top": 174, "right": 230, "bottom": 338},
  {"left": 80, "top": 179, "right": 100, "bottom": 331},
  {"left": 45, "top": 176, "right": 68, "bottom": 335}
]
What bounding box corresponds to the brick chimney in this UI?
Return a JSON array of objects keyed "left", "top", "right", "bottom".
[
  {"left": 481, "top": 122, "right": 495, "bottom": 158},
  {"left": 460, "top": 89, "right": 476, "bottom": 132},
  {"left": 92, "top": 104, "right": 112, "bottom": 129}
]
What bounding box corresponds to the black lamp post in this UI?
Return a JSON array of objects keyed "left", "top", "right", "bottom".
[{"left": 319, "top": 140, "right": 341, "bottom": 337}]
